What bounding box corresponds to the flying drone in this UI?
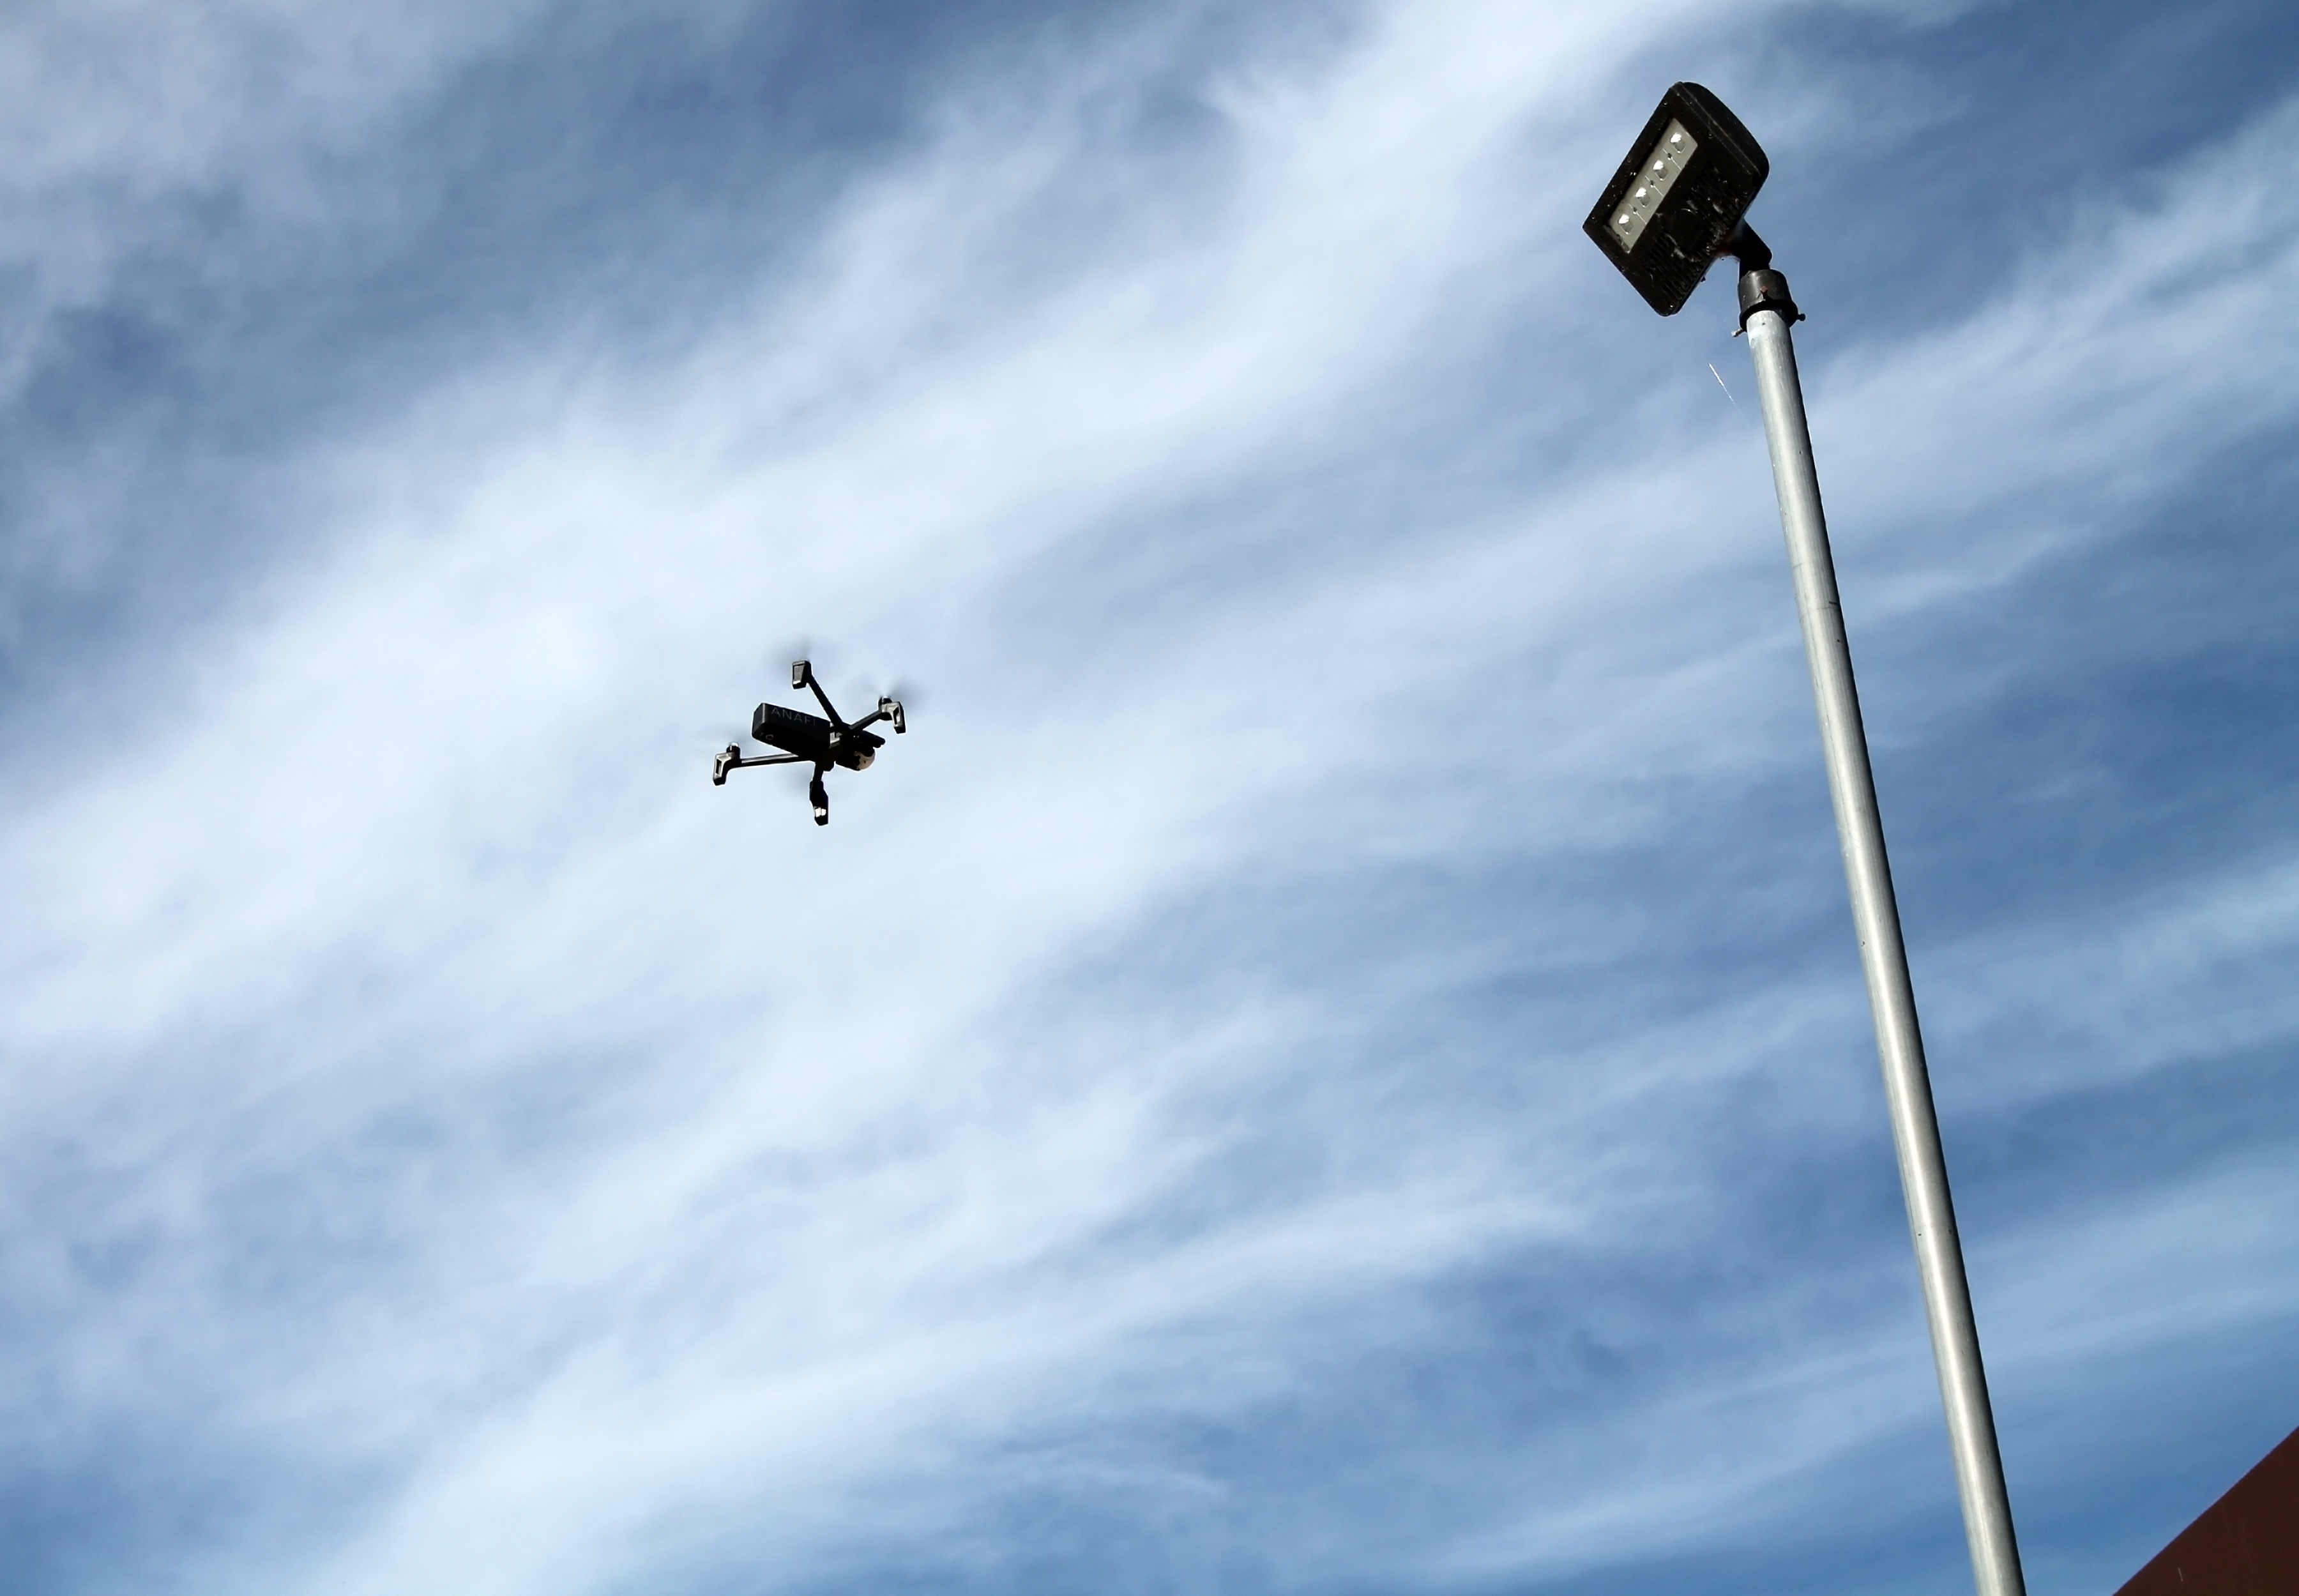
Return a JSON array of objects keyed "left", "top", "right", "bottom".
[{"left": 712, "top": 660, "right": 906, "bottom": 826}]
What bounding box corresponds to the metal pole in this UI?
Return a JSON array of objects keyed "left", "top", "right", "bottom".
[{"left": 1738, "top": 266, "right": 2026, "bottom": 1596}]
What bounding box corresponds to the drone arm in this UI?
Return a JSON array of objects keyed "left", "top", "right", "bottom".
[
  {"left": 849, "top": 697, "right": 906, "bottom": 735},
  {"left": 794, "top": 662, "right": 846, "bottom": 727},
  {"left": 713, "top": 745, "right": 807, "bottom": 785}
]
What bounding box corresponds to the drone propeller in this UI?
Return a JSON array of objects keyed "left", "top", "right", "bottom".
[
  {"left": 691, "top": 719, "right": 747, "bottom": 764},
  {"left": 881, "top": 678, "right": 927, "bottom": 714},
  {"left": 860, "top": 678, "right": 921, "bottom": 735}
]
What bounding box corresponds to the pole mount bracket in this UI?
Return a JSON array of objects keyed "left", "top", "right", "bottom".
[{"left": 1737, "top": 266, "right": 1801, "bottom": 332}]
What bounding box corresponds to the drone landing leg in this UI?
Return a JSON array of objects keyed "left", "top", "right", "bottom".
[{"left": 809, "top": 766, "right": 831, "bottom": 826}]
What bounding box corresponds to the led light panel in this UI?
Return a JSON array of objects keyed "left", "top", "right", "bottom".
[{"left": 1583, "top": 83, "right": 1770, "bottom": 317}]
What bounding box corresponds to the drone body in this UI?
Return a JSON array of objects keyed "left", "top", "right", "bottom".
[{"left": 713, "top": 660, "right": 905, "bottom": 825}]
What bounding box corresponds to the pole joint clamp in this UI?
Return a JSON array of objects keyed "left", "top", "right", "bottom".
[{"left": 1737, "top": 268, "right": 1801, "bottom": 332}]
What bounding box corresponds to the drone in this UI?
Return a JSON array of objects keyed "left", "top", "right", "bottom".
[{"left": 713, "top": 660, "right": 906, "bottom": 826}]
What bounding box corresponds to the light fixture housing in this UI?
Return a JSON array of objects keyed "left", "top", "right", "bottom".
[{"left": 1583, "top": 82, "right": 1770, "bottom": 316}]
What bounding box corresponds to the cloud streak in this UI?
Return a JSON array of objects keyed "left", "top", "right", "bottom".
[{"left": 1, "top": 3, "right": 2295, "bottom": 1593}]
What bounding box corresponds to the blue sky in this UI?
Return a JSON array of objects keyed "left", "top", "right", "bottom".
[{"left": 0, "top": 2, "right": 2295, "bottom": 1592}]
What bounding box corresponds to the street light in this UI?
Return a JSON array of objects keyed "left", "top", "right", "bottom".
[{"left": 1583, "top": 82, "right": 2029, "bottom": 1596}]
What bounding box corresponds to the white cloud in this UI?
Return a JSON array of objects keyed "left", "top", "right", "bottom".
[{"left": 1, "top": 3, "right": 2295, "bottom": 1592}]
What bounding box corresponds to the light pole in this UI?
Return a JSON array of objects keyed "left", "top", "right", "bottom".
[{"left": 1582, "top": 82, "right": 2027, "bottom": 1596}]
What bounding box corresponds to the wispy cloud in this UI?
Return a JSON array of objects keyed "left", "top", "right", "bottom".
[{"left": 1, "top": 3, "right": 2295, "bottom": 1593}]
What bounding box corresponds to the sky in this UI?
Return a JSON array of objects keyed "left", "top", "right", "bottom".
[{"left": 0, "top": 1, "right": 2295, "bottom": 1592}]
